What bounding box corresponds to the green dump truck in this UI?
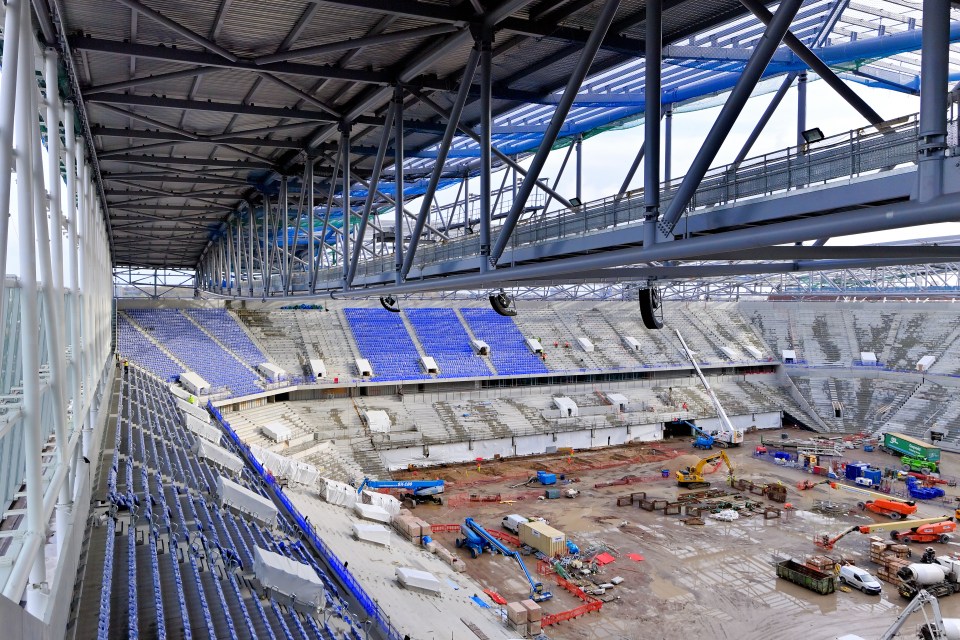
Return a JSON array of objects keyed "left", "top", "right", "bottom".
[
  {"left": 881, "top": 433, "right": 940, "bottom": 470},
  {"left": 776, "top": 559, "right": 836, "bottom": 595}
]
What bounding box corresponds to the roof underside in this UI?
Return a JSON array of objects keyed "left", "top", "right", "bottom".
[{"left": 47, "top": 0, "right": 955, "bottom": 268}]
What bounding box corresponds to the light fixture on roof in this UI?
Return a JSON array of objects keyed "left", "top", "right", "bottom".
[
  {"left": 569, "top": 197, "right": 582, "bottom": 207},
  {"left": 379, "top": 295, "right": 401, "bottom": 313},
  {"left": 489, "top": 290, "right": 517, "bottom": 317},
  {"left": 801, "top": 127, "right": 825, "bottom": 144}
]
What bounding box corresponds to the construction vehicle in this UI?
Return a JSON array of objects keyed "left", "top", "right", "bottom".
[
  {"left": 826, "top": 481, "right": 918, "bottom": 519},
  {"left": 815, "top": 516, "right": 953, "bottom": 550},
  {"left": 837, "top": 589, "right": 953, "bottom": 640},
  {"left": 891, "top": 519, "right": 956, "bottom": 544},
  {"left": 903, "top": 455, "right": 941, "bottom": 474},
  {"left": 897, "top": 554, "right": 960, "bottom": 600},
  {"left": 675, "top": 330, "right": 743, "bottom": 448},
  {"left": 456, "top": 517, "right": 553, "bottom": 602},
  {"left": 356, "top": 478, "right": 445, "bottom": 508},
  {"left": 679, "top": 420, "right": 716, "bottom": 450},
  {"left": 676, "top": 450, "right": 734, "bottom": 490}
]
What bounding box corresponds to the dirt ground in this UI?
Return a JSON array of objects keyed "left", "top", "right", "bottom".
[{"left": 393, "top": 429, "right": 960, "bottom": 640}]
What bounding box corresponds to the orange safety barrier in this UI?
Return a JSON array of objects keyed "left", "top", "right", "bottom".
[
  {"left": 487, "top": 530, "right": 521, "bottom": 547},
  {"left": 430, "top": 523, "right": 461, "bottom": 533},
  {"left": 542, "top": 600, "right": 602, "bottom": 626}
]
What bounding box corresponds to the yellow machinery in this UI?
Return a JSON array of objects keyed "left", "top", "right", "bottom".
[{"left": 676, "top": 451, "right": 734, "bottom": 489}]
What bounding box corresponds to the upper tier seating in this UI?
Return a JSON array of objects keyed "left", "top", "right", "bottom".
[
  {"left": 404, "top": 308, "right": 491, "bottom": 378},
  {"left": 343, "top": 308, "right": 428, "bottom": 381},
  {"left": 459, "top": 308, "right": 549, "bottom": 376}
]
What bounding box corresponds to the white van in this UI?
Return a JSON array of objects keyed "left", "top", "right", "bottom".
[
  {"left": 838, "top": 565, "right": 882, "bottom": 595},
  {"left": 502, "top": 514, "right": 529, "bottom": 534}
]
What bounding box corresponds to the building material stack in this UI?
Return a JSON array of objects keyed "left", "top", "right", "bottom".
[
  {"left": 506, "top": 602, "right": 527, "bottom": 636},
  {"left": 869, "top": 536, "right": 912, "bottom": 584},
  {"left": 522, "top": 599, "right": 542, "bottom": 636}
]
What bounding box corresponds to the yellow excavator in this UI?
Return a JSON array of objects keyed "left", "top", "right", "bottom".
[{"left": 676, "top": 450, "right": 735, "bottom": 489}]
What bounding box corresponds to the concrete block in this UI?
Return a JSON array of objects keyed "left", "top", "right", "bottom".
[
  {"left": 507, "top": 602, "right": 527, "bottom": 624},
  {"left": 520, "top": 599, "right": 542, "bottom": 622}
]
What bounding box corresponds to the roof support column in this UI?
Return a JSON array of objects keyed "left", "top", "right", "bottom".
[
  {"left": 226, "top": 218, "right": 236, "bottom": 295},
  {"left": 13, "top": 0, "right": 47, "bottom": 605},
  {"left": 0, "top": 0, "right": 22, "bottom": 376},
  {"left": 402, "top": 48, "right": 480, "bottom": 279},
  {"left": 340, "top": 122, "right": 352, "bottom": 289},
  {"left": 796, "top": 71, "right": 807, "bottom": 148},
  {"left": 491, "top": 0, "right": 621, "bottom": 265},
  {"left": 306, "top": 160, "right": 314, "bottom": 294},
  {"left": 65, "top": 105, "right": 83, "bottom": 450},
  {"left": 616, "top": 139, "right": 645, "bottom": 200},
  {"left": 280, "top": 176, "right": 288, "bottom": 295},
  {"left": 248, "top": 203, "right": 256, "bottom": 297},
  {"left": 918, "top": 0, "right": 950, "bottom": 201},
  {"left": 659, "top": 0, "right": 803, "bottom": 237},
  {"left": 314, "top": 150, "right": 342, "bottom": 290},
  {"left": 733, "top": 73, "right": 796, "bottom": 167},
  {"left": 644, "top": 0, "right": 662, "bottom": 248},
  {"left": 664, "top": 105, "right": 673, "bottom": 187},
  {"left": 349, "top": 102, "right": 395, "bottom": 286},
  {"left": 575, "top": 134, "right": 583, "bottom": 205},
  {"left": 394, "top": 88, "right": 405, "bottom": 282},
  {"left": 479, "top": 29, "right": 494, "bottom": 273}
]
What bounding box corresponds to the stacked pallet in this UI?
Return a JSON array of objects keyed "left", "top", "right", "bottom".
[{"left": 870, "top": 536, "right": 913, "bottom": 584}]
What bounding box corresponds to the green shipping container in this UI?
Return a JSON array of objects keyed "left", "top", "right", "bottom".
[
  {"left": 882, "top": 433, "right": 941, "bottom": 462},
  {"left": 776, "top": 559, "right": 836, "bottom": 595}
]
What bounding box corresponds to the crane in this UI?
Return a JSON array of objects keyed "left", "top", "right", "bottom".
[
  {"left": 838, "top": 589, "right": 950, "bottom": 640},
  {"left": 825, "top": 481, "right": 917, "bottom": 519},
  {"left": 675, "top": 330, "right": 743, "bottom": 448},
  {"left": 356, "top": 478, "right": 445, "bottom": 508},
  {"left": 456, "top": 517, "right": 553, "bottom": 602},
  {"left": 676, "top": 450, "right": 735, "bottom": 489},
  {"left": 677, "top": 420, "right": 715, "bottom": 449},
  {"left": 816, "top": 516, "right": 954, "bottom": 550}
]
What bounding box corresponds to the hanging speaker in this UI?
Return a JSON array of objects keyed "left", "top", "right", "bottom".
[
  {"left": 489, "top": 293, "right": 517, "bottom": 317},
  {"left": 379, "top": 295, "right": 401, "bottom": 313},
  {"left": 639, "top": 287, "right": 664, "bottom": 330}
]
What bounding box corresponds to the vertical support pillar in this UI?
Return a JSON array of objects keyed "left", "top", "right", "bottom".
[
  {"left": 307, "top": 158, "right": 314, "bottom": 293},
  {"left": 796, "top": 71, "right": 807, "bottom": 148},
  {"left": 463, "top": 169, "right": 470, "bottom": 232},
  {"left": 280, "top": 176, "right": 288, "bottom": 294},
  {"left": 664, "top": 105, "right": 673, "bottom": 187},
  {"left": 575, "top": 134, "right": 583, "bottom": 204},
  {"left": 65, "top": 104, "right": 82, "bottom": 453},
  {"left": 393, "top": 88, "right": 404, "bottom": 281},
  {"left": 0, "top": 0, "right": 22, "bottom": 367},
  {"left": 643, "top": 0, "right": 662, "bottom": 248},
  {"left": 226, "top": 219, "right": 235, "bottom": 295},
  {"left": 918, "top": 0, "right": 949, "bottom": 201},
  {"left": 340, "top": 123, "right": 351, "bottom": 288},
  {"left": 14, "top": 2, "right": 48, "bottom": 605},
  {"left": 479, "top": 30, "right": 493, "bottom": 272}
]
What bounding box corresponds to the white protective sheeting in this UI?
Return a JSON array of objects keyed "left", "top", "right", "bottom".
[
  {"left": 575, "top": 337, "right": 594, "bottom": 352},
  {"left": 605, "top": 393, "right": 630, "bottom": 412},
  {"left": 249, "top": 445, "right": 320, "bottom": 486},
  {"left": 396, "top": 567, "right": 442, "bottom": 594},
  {"left": 354, "top": 502, "right": 392, "bottom": 523},
  {"left": 361, "top": 490, "right": 401, "bottom": 516},
  {"left": 470, "top": 339, "right": 490, "bottom": 355},
  {"left": 525, "top": 338, "right": 543, "bottom": 354},
  {"left": 258, "top": 362, "right": 286, "bottom": 382},
  {"left": 175, "top": 395, "right": 210, "bottom": 422},
  {"left": 322, "top": 479, "right": 358, "bottom": 508},
  {"left": 744, "top": 345, "right": 763, "bottom": 359},
  {"left": 353, "top": 523, "right": 392, "bottom": 546},
  {"left": 309, "top": 358, "right": 326, "bottom": 379},
  {"left": 355, "top": 358, "right": 373, "bottom": 376},
  {"left": 217, "top": 476, "right": 278, "bottom": 525},
  {"left": 192, "top": 439, "right": 244, "bottom": 474},
  {"left": 553, "top": 397, "right": 579, "bottom": 417},
  {"left": 261, "top": 421, "right": 293, "bottom": 442},
  {"left": 180, "top": 371, "right": 211, "bottom": 395},
  {"left": 861, "top": 351, "right": 877, "bottom": 364},
  {"left": 184, "top": 412, "right": 222, "bottom": 444},
  {"left": 782, "top": 349, "right": 797, "bottom": 362},
  {"left": 720, "top": 346, "right": 739, "bottom": 360},
  {"left": 917, "top": 355, "right": 936, "bottom": 371},
  {"left": 364, "top": 410, "right": 391, "bottom": 434},
  {"left": 419, "top": 356, "right": 439, "bottom": 374},
  {"left": 621, "top": 336, "right": 640, "bottom": 351},
  {"left": 253, "top": 546, "right": 326, "bottom": 606},
  {"left": 168, "top": 383, "right": 191, "bottom": 400}
]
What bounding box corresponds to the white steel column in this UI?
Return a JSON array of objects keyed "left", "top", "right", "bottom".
[
  {"left": 0, "top": 0, "right": 22, "bottom": 372},
  {"left": 65, "top": 104, "right": 83, "bottom": 462},
  {"left": 13, "top": 2, "right": 47, "bottom": 608}
]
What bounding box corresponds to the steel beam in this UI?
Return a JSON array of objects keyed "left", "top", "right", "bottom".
[
  {"left": 401, "top": 48, "right": 480, "bottom": 278},
  {"left": 491, "top": 0, "right": 621, "bottom": 265},
  {"left": 349, "top": 102, "right": 394, "bottom": 285},
  {"left": 100, "top": 154, "right": 273, "bottom": 169},
  {"left": 740, "top": 0, "right": 884, "bottom": 127},
  {"left": 394, "top": 89, "right": 405, "bottom": 280},
  {"left": 341, "top": 124, "right": 351, "bottom": 287},
  {"left": 0, "top": 0, "right": 22, "bottom": 378},
  {"left": 111, "top": 0, "right": 239, "bottom": 61},
  {"left": 733, "top": 73, "right": 796, "bottom": 167},
  {"left": 659, "top": 0, "right": 803, "bottom": 237},
  {"left": 643, "top": 0, "right": 662, "bottom": 249},
  {"left": 479, "top": 31, "right": 494, "bottom": 273},
  {"left": 918, "top": 0, "right": 950, "bottom": 201},
  {"left": 797, "top": 71, "right": 807, "bottom": 148},
  {"left": 256, "top": 24, "right": 463, "bottom": 65}
]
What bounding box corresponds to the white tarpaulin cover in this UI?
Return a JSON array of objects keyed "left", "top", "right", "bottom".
[
  {"left": 917, "top": 355, "right": 936, "bottom": 371},
  {"left": 355, "top": 358, "right": 372, "bottom": 376},
  {"left": 361, "top": 490, "right": 401, "bottom": 516},
  {"left": 553, "top": 397, "right": 579, "bottom": 417},
  {"left": 192, "top": 439, "right": 244, "bottom": 474},
  {"left": 258, "top": 362, "right": 286, "bottom": 382},
  {"left": 364, "top": 410, "right": 391, "bottom": 434},
  {"left": 353, "top": 523, "right": 391, "bottom": 546},
  {"left": 249, "top": 445, "right": 320, "bottom": 486},
  {"left": 621, "top": 336, "right": 640, "bottom": 351},
  {"left": 396, "top": 567, "right": 441, "bottom": 594},
  {"left": 354, "top": 502, "right": 392, "bottom": 523},
  {"left": 744, "top": 345, "right": 763, "bottom": 359},
  {"left": 261, "top": 422, "right": 293, "bottom": 442},
  {"left": 217, "top": 476, "right": 278, "bottom": 525},
  {"left": 175, "top": 396, "right": 210, "bottom": 422},
  {"left": 180, "top": 371, "right": 210, "bottom": 395},
  {"left": 184, "top": 413, "right": 222, "bottom": 443},
  {"left": 720, "top": 346, "right": 739, "bottom": 360},
  {"left": 253, "top": 546, "right": 326, "bottom": 606},
  {"left": 576, "top": 337, "right": 594, "bottom": 352},
  {"left": 168, "top": 384, "right": 191, "bottom": 400},
  {"left": 861, "top": 351, "right": 878, "bottom": 364},
  {"left": 782, "top": 349, "right": 797, "bottom": 362},
  {"left": 309, "top": 359, "right": 326, "bottom": 379},
  {"left": 322, "top": 479, "right": 358, "bottom": 508}
]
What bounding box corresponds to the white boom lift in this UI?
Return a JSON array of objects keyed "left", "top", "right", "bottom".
[{"left": 675, "top": 330, "right": 744, "bottom": 448}]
